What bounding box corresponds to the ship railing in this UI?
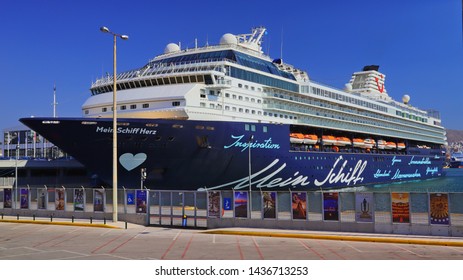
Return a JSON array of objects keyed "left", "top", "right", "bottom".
[{"left": 91, "top": 58, "right": 235, "bottom": 88}]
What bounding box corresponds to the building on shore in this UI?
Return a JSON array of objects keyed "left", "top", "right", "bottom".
[{"left": 1, "top": 124, "right": 93, "bottom": 188}]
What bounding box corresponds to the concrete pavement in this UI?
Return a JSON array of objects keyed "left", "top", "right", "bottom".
[{"left": 1, "top": 216, "right": 463, "bottom": 259}]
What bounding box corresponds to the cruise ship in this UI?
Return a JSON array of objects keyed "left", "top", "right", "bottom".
[{"left": 21, "top": 27, "right": 447, "bottom": 190}]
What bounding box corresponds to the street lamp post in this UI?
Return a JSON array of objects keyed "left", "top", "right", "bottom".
[
  {"left": 15, "top": 144, "right": 19, "bottom": 209},
  {"left": 100, "top": 26, "right": 128, "bottom": 222},
  {"left": 248, "top": 135, "right": 254, "bottom": 218}
]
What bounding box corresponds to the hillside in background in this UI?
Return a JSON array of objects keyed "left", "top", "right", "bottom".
[{"left": 446, "top": 129, "right": 463, "bottom": 145}]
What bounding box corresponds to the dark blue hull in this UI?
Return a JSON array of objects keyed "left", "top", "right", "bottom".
[{"left": 20, "top": 117, "right": 445, "bottom": 190}]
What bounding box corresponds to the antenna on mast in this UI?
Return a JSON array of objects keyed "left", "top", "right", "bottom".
[
  {"left": 52, "top": 82, "right": 58, "bottom": 118},
  {"left": 280, "top": 27, "right": 284, "bottom": 60}
]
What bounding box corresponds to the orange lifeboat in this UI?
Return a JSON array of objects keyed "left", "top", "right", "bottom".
[
  {"left": 397, "top": 142, "right": 406, "bottom": 150},
  {"left": 290, "top": 133, "right": 304, "bottom": 144},
  {"left": 322, "top": 135, "right": 336, "bottom": 145},
  {"left": 336, "top": 137, "right": 352, "bottom": 146},
  {"left": 386, "top": 142, "right": 397, "bottom": 149},
  {"left": 303, "top": 134, "right": 318, "bottom": 145},
  {"left": 353, "top": 138, "right": 365, "bottom": 148},
  {"left": 377, "top": 139, "right": 386, "bottom": 149},
  {"left": 364, "top": 138, "right": 376, "bottom": 149}
]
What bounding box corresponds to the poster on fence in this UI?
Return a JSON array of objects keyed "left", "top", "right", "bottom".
[
  {"left": 263, "top": 191, "right": 276, "bottom": 219},
  {"left": 136, "top": 190, "right": 147, "bottom": 214},
  {"left": 127, "top": 192, "right": 135, "bottom": 205},
  {"left": 429, "top": 193, "right": 449, "bottom": 225},
  {"left": 391, "top": 193, "right": 410, "bottom": 223},
  {"left": 74, "top": 189, "right": 85, "bottom": 211},
  {"left": 37, "top": 188, "right": 47, "bottom": 210},
  {"left": 3, "top": 189, "right": 12, "bottom": 208},
  {"left": 55, "top": 188, "right": 65, "bottom": 211},
  {"left": 20, "top": 188, "right": 29, "bottom": 209},
  {"left": 94, "top": 189, "right": 105, "bottom": 212},
  {"left": 234, "top": 191, "right": 248, "bottom": 218},
  {"left": 208, "top": 191, "right": 221, "bottom": 218},
  {"left": 323, "top": 192, "right": 339, "bottom": 221},
  {"left": 355, "top": 193, "right": 374, "bottom": 222},
  {"left": 223, "top": 197, "right": 232, "bottom": 210},
  {"left": 292, "top": 192, "right": 307, "bottom": 220}
]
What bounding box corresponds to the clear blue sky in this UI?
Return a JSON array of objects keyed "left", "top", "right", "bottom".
[{"left": 1, "top": 0, "right": 462, "bottom": 131}]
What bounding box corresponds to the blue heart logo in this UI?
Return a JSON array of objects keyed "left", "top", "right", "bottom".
[{"left": 119, "top": 153, "right": 147, "bottom": 171}]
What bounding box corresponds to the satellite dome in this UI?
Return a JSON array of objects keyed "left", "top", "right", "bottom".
[
  {"left": 402, "top": 94, "right": 410, "bottom": 104},
  {"left": 220, "top": 33, "right": 238, "bottom": 45},
  {"left": 164, "top": 43, "right": 180, "bottom": 54},
  {"left": 344, "top": 83, "right": 353, "bottom": 92}
]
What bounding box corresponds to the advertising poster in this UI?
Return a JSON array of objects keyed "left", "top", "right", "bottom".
[
  {"left": 292, "top": 192, "right": 307, "bottom": 220},
  {"left": 136, "top": 190, "right": 147, "bottom": 214},
  {"left": 3, "top": 189, "right": 12, "bottom": 208},
  {"left": 208, "top": 191, "right": 221, "bottom": 218},
  {"left": 391, "top": 193, "right": 410, "bottom": 223},
  {"left": 74, "top": 189, "right": 85, "bottom": 211},
  {"left": 37, "top": 188, "right": 47, "bottom": 210},
  {"left": 55, "top": 188, "right": 65, "bottom": 211},
  {"left": 94, "top": 189, "right": 105, "bottom": 212},
  {"left": 355, "top": 193, "right": 374, "bottom": 222},
  {"left": 20, "top": 188, "right": 29, "bottom": 209},
  {"left": 223, "top": 197, "right": 232, "bottom": 211},
  {"left": 323, "top": 192, "right": 339, "bottom": 221},
  {"left": 430, "top": 193, "right": 450, "bottom": 225},
  {"left": 262, "top": 191, "right": 276, "bottom": 219},
  {"left": 234, "top": 191, "right": 248, "bottom": 218},
  {"left": 127, "top": 192, "right": 135, "bottom": 205}
]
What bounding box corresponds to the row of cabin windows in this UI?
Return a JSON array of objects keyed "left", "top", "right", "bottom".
[
  {"left": 97, "top": 102, "right": 180, "bottom": 114},
  {"left": 245, "top": 124, "right": 268, "bottom": 133},
  {"left": 263, "top": 112, "right": 297, "bottom": 120},
  {"left": 395, "top": 110, "right": 428, "bottom": 123},
  {"left": 237, "top": 83, "right": 262, "bottom": 92},
  {"left": 100, "top": 103, "right": 151, "bottom": 113},
  {"left": 198, "top": 102, "right": 296, "bottom": 120},
  {"left": 201, "top": 89, "right": 263, "bottom": 104},
  {"left": 200, "top": 103, "right": 262, "bottom": 115},
  {"left": 86, "top": 102, "right": 184, "bottom": 115}
]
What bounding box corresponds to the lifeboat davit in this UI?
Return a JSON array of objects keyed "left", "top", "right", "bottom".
[{"left": 303, "top": 134, "right": 318, "bottom": 145}]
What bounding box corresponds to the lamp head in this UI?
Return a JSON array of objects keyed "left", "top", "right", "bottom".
[
  {"left": 120, "top": 35, "right": 129, "bottom": 40},
  {"left": 100, "top": 26, "right": 110, "bottom": 33}
]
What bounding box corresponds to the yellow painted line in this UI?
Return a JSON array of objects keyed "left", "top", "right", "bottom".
[
  {"left": 203, "top": 230, "right": 463, "bottom": 247},
  {"left": 0, "top": 219, "right": 120, "bottom": 229}
]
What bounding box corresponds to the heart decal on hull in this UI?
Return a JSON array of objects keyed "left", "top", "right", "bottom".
[{"left": 119, "top": 153, "right": 147, "bottom": 171}]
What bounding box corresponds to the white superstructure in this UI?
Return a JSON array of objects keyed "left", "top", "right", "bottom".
[{"left": 84, "top": 27, "right": 446, "bottom": 146}]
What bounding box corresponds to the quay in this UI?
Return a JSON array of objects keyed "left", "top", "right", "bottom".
[{"left": 0, "top": 215, "right": 463, "bottom": 260}]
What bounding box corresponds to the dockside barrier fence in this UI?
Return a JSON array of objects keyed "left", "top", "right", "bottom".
[{"left": 0, "top": 186, "right": 463, "bottom": 237}]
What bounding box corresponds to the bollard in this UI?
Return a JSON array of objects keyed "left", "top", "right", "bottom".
[
  {"left": 125, "top": 221, "right": 128, "bottom": 229},
  {"left": 104, "top": 217, "right": 106, "bottom": 224},
  {"left": 17, "top": 214, "right": 19, "bottom": 220},
  {"left": 1, "top": 213, "right": 3, "bottom": 219},
  {"left": 182, "top": 214, "right": 187, "bottom": 227},
  {"left": 33, "top": 214, "right": 36, "bottom": 221},
  {"left": 72, "top": 216, "right": 74, "bottom": 223},
  {"left": 90, "top": 217, "right": 93, "bottom": 224},
  {"left": 50, "top": 215, "right": 53, "bottom": 222}
]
